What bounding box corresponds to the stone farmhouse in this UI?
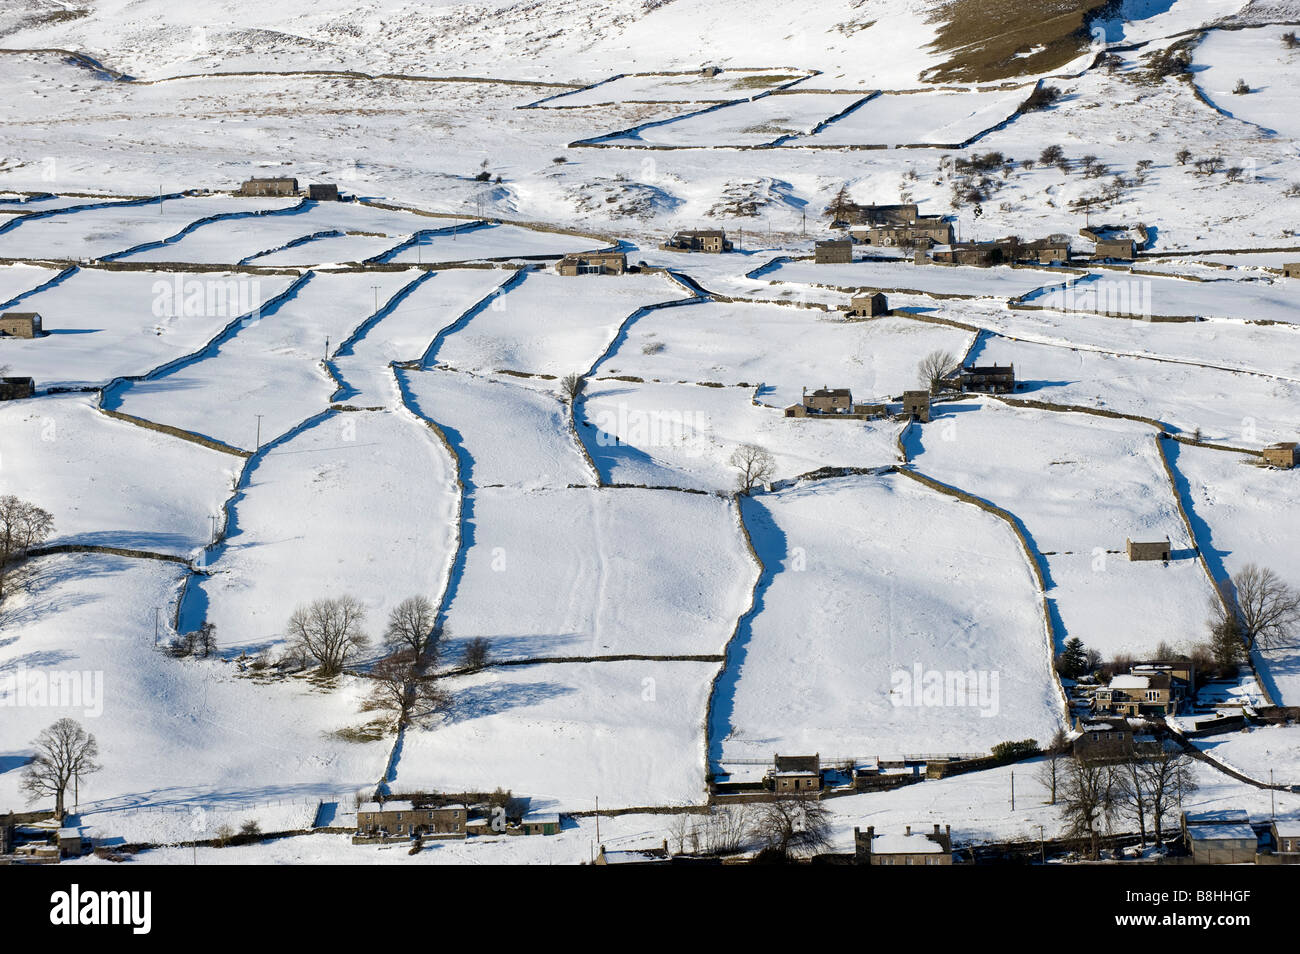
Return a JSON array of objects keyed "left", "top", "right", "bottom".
[
  {"left": 1262, "top": 442, "right": 1298, "bottom": 469},
  {"left": 931, "top": 237, "right": 1023, "bottom": 266},
  {"left": 836, "top": 202, "right": 919, "bottom": 228},
  {"left": 1020, "top": 236, "right": 1072, "bottom": 265},
  {"left": 1126, "top": 537, "right": 1170, "bottom": 561},
  {"left": 854, "top": 824, "right": 953, "bottom": 865},
  {"left": 947, "top": 363, "right": 1016, "bottom": 394},
  {"left": 1070, "top": 716, "right": 1162, "bottom": 763},
  {"left": 1093, "top": 664, "right": 1193, "bottom": 718},
  {"left": 1282, "top": 263, "right": 1300, "bottom": 279},
  {"left": 237, "top": 177, "right": 299, "bottom": 197},
  {"left": 0, "top": 377, "right": 35, "bottom": 401},
  {"left": 354, "top": 800, "right": 467, "bottom": 843},
  {"left": 855, "top": 216, "right": 954, "bottom": 249},
  {"left": 0, "top": 312, "right": 43, "bottom": 338},
  {"left": 814, "top": 239, "right": 853, "bottom": 264},
  {"left": 785, "top": 387, "right": 887, "bottom": 421},
  {"left": 662, "top": 229, "right": 732, "bottom": 253},
  {"left": 556, "top": 251, "right": 628, "bottom": 275},
  {"left": 766, "top": 754, "right": 822, "bottom": 793}
]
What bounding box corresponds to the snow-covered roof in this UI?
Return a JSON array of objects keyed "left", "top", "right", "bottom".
[
  {"left": 1187, "top": 824, "right": 1256, "bottom": 842},
  {"left": 524, "top": 813, "right": 560, "bottom": 825},
  {"left": 872, "top": 832, "right": 946, "bottom": 854},
  {"left": 1110, "top": 675, "right": 1150, "bottom": 690},
  {"left": 1185, "top": 809, "right": 1250, "bottom": 825},
  {"left": 1273, "top": 821, "right": 1300, "bottom": 838},
  {"left": 359, "top": 800, "right": 415, "bottom": 813}
]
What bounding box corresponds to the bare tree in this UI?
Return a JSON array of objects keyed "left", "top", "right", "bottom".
[
  {"left": 666, "top": 814, "right": 691, "bottom": 854},
  {"left": 918, "top": 349, "right": 960, "bottom": 394},
  {"left": 729, "top": 443, "right": 774, "bottom": 496},
  {"left": 1140, "top": 748, "right": 1197, "bottom": 848},
  {"left": 21, "top": 718, "right": 101, "bottom": 816},
  {"left": 1034, "top": 728, "right": 1070, "bottom": 805},
  {"left": 363, "top": 649, "right": 453, "bottom": 729},
  {"left": 1058, "top": 756, "right": 1120, "bottom": 860},
  {"left": 0, "top": 495, "right": 55, "bottom": 604},
  {"left": 383, "top": 595, "right": 437, "bottom": 662},
  {"left": 462, "top": 636, "right": 492, "bottom": 671},
  {"left": 286, "top": 596, "right": 369, "bottom": 677},
  {"left": 1224, "top": 564, "right": 1300, "bottom": 651},
  {"left": 1114, "top": 757, "right": 1151, "bottom": 848},
  {"left": 560, "top": 372, "right": 584, "bottom": 403},
  {"left": 749, "top": 793, "right": 832, "bottom": 860},
  {"left": 701, "top": 803, "right": 752, "bottom": 855}
]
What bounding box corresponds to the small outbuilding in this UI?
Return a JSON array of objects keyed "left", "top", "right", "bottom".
[
  {"left": 0, "top": 312, "right": 43, "bottom": 338},
  {"left": 308, "top": 183, "right": 340, "bottom": 201},
  {"left": 844, "top": 291, "right": 887, "bottom": 318},
  {"left": 1262, "top": 442, "right": 1298, "bottom": 469},
  {"left": 1126, "top": 538, "right": 1171, "bottom": 562},
  {"left": 814, "top": 239, "right": 853, "bottom": 264},
  {"left": 900, "top": 390, "right": 931, "bottom": 423},
  {"left": 0, "top": 377, "right": 35, "bottom": 401}
]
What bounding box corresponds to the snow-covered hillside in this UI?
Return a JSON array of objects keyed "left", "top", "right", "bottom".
[{"left": 2, "top": 0, "right": 1299, "bottom": 865}]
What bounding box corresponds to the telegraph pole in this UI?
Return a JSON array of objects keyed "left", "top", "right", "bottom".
[
  {"left": 1010, "top": 769, "right": 1015, "bottom": 811},
  {"left": 255, "top": 413, "right": 263, "bottom": 450}
]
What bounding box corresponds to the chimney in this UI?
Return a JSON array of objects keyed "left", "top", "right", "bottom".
[
  {"left": 934, "top": 823, "right": 941, "bottom": 836},
  {"left": 945, "top": 825, "right": 951, "bottom": 840},
  {"left": 866, "top": 826, "right": 875, "bottom": 840},
  {"left": 905, "top": 825, "right": 911, "bottom": 836}
]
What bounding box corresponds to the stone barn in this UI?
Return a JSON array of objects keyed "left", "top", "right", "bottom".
[
  {"left": 1094, "top": 238, "right": 1136, "bottom": 261},
  {"left": 1283, "top": 263, "right": 1300, "bottom": 279},
  {"left": 844, "top": 291, "right": 887, "bottom": 318},
  {"left": 308, "top": 183, "right": 340, "bottom": 201},
  {"left": 1262, "top": 442, "right": 1298, "bottom": 469},
  {"left": 237, "top": 177, "right": 299, "bottom": 197},
  {"left": 0, "top": 312, "right": 43, "bottom": 338},
  {"left": 1126, "top": 538, "right": 1170, "bottom": 561},
  {"left": 814, "top": 239, "right": 853, "bottom": 264},
  {"left": 901, "top": 390, "right": 931, "bottom": 422},
  {"left": 0, "top": 377, "right": 35, "bottom": 401},
  {"left": 953, "top": 363, "right": 1015, "bottom": 394}
]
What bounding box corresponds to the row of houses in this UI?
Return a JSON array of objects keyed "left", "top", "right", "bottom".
[
  {"left": 353, "top": 799, "right": 561, "bottom": 844},
  {"left": 783, "top": 366, "right": 1017, "bottom": 422},
  {"left": 236, "top": 177, "right": 341, "bottom": 200}
]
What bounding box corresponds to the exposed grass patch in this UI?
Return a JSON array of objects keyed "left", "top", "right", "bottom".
[{"left": 920, "top": 0, "right": 1112, "bottom": 84}]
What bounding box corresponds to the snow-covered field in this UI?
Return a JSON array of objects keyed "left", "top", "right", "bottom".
[
  {"left": 1170, "top": 442, "right": 1300, "bottom": 704},
  {"left": 2, "top": 0, "right": 1298, "bottom": 866},
  {"left": 107, "top": 269, "right": 423, "bottom": 447},
  {"left": 433, "top": 268, "right": 691, "bottom": 375},
  {"left": 180, "top": 408, "right": 459, "bottom": 658},
  {"left": 0, "top": 394, "right": 238, "bottom": 555},
  {"left": 801, "top": 88, "right": 1028, "bottom": 147},
  {"left": 1, "top": 267, "right": 298, "bottom": 389},
  {"left": 590, "top": 92, "right": 867, "bottom": 147},
  {"left": 578, "top": 377, "right": 900, "bottom": 492},
  {"left": 438, "top": 487, "right": 755, "bottom": 660},
  {"left": 969, "top": 334, "right": 1300, "bottom": 448},
  {"left": 714, "top": 474, "right": 1063, "bottom": 764},
  {"left": 595, "top": 300, "right": 975, "bottom": 407}
]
